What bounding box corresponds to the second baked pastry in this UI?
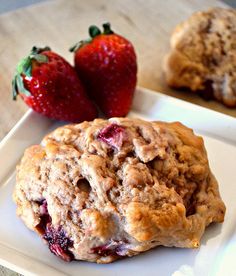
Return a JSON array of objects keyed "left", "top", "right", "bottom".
[{"left": 164, "top": 7, "right": 236, "bottom": 107}]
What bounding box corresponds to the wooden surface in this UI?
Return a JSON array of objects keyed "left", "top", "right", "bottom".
[{"left": 0, "top": 0, "right": 235, "bottom": 142}]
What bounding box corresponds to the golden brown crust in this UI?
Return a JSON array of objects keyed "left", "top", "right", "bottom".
[
  {"left": 164, "top": 7, "right": 236, "bottom": 107},
  {"left": 13, "top": 118, "right": 226, "bottom": 263}
]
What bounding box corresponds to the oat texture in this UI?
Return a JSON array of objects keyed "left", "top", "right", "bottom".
[
  {"left": 13, "top": 118, "right": 226, "bottom": 263},
  {"left": 164, "top": 7, "right": 236, "bottom": 107}
]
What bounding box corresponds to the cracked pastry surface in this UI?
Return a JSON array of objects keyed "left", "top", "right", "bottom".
[
  {"left": 13, "top": 118, "right": 226, "bottom": 263},
  {"left": 163, "top": 7, "right": 236, "bottom": 107}
]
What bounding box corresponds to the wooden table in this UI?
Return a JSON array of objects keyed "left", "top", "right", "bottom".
[
  {"left": 0, "top": 0, "right": 232, "bottom": 274},
  {"left": 0, "top": 0, "right": 234, "bottom": 142}
]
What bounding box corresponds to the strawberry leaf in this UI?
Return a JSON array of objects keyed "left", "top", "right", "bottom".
[
  {"left": 102, "top": 23, "right": 114, "bottom": 35},
  {"left": 24, "top": 64, "right": 32, "bottom": 78},
  {"left": 31, "top": 53, "right": 48, "bottom": 63},
  {"left": 12, "top": 76, "right": 18, "bottom": 100},
  {"left": 12, "top": 74, "right": 31, "bottom": 100},
  {"left": 69, "top": 39, "right": 91, "bottom": 52},
  {"left": 31, "top": 46, "right": 51, "bottom": 55},
  {"left": 69, "top": 42, "right": 80, "bottom": 52},
  {"left": 16, "top": 75, "right": 31, "bottom": 97},
  {"left": 89, "top": 25, "right": 101, "bottom": 38},
  {"left": 17, "top": 57, "right": 31, "bottom": 77},
  {"left": 69, "top": 23, "right": 114, "bottom": 53}
]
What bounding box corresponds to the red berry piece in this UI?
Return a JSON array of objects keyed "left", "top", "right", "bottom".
[
  {"left": 43, "top": 223, "right": 74, "bottom": 262},
  {"left": 97, "top": 123, "right": 127, "bottom": 148}
]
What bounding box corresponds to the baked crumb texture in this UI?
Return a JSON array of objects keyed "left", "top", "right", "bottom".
[
  {"left": 164, "top": 7, "right": 236, "bottom": 107},
  {"left": 13, "top": 118, "right": 226, "bottom": 263}
]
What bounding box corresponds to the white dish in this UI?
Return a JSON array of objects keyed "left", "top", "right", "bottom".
[{"left": 0, "top": 87, "right": 236, "bottom": 276}]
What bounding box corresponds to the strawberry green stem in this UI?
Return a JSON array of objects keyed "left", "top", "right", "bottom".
[
  {"left": 89, "top": 25, "right": 101, "bottom": 38},
  {"left": 69, "top": 22, "right": 114, "bottom": 53},
  {"left": 102, "top": 23, "right": 114, "bottom": 35}
]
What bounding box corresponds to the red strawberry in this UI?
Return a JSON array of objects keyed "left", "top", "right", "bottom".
[
  {"left": 12, "top": 46, "right": 97, "bottom": 122},
  {"left": 70, "top": 23, "right": 137, "bottom": 118}
]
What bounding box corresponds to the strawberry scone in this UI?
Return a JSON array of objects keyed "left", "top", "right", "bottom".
[
  {"left": 13, "top": 118, "right": 226, "bottom": 263},
  {"left": 164, "top": 7, "right": 236, "bottom": 107}
]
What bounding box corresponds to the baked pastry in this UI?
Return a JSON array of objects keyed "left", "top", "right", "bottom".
[
  {"left": 164, "top": 7, "right": 236, "bottom": 107},
  {"left": 13, "top": 118, "right": 226, "bottom": 263}
]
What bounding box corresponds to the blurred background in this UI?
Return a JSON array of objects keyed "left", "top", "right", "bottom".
[
  {"left": 0, "top": 0, "right": 235, "bottom": 143},
  {"left": 0, "top": 0, "right": 47, "bottom": 14},
  {"left": 0, "top": 0, "right": 235, "bottom": 13}
]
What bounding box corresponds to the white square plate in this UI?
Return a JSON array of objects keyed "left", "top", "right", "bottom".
[{"left": 0, "top": 87, "right": 236, "bottom": 276}]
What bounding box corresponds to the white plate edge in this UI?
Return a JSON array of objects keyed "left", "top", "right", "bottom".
[
  {"left": 0, "top": 242, "right": 68, "bottom": 276},
  {"left": 133, "top": 87, "right": 236, "bottom": 145}
]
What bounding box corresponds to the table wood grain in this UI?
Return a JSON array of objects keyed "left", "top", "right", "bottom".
[
  {"left": 0, "top": 0, "right": 233, "bottom": 274},
  {"left": 0, "top": 0, "right": 234, "bottom": 142}
]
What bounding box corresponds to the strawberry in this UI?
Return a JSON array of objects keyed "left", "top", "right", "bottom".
[
  {"left": 70, "top": 23, "right": 137, "bottom": 118},
  {"left": 12, "top": 46, "right": 97, "bottom": 122}
]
